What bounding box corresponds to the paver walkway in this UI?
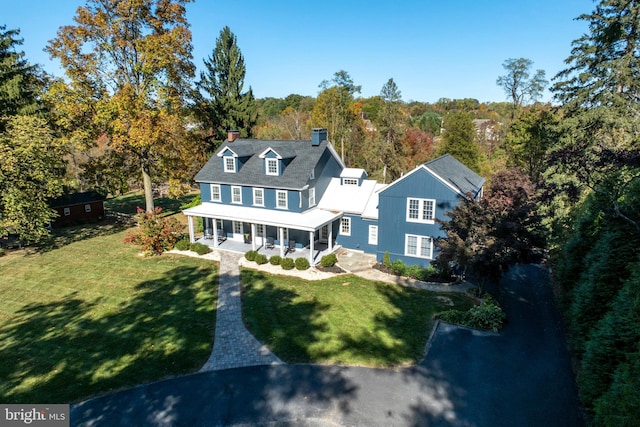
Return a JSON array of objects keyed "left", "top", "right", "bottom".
[{"left": 200, "top": 250, "right": 283, "bottom": 371}]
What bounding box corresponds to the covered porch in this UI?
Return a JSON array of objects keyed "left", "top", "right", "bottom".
[{"left": 183, "top": 203, "right": 343, "bottom": 265}]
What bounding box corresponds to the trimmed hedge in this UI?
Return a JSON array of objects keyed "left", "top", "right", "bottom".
[
  {"left": 269, "top": 255, "right": 282, "bottom": 265},
  {"left": 255, "top": 254, "right": 268, "bottom": 265},
  {"left": 295, "top": 257, "right": 310, "bottom": 270},
  {"left": 281, "top": 257, "right": 295, "bottom": 270},
  {"left": 190, "top": 242, "right": 211, "bottom": 255},
  {"left": 174, "top": 239, "right": 190, "bottom": 251},
  {"left": 245, "top": 250, "right": 258, "bottom": 261},
  {"left": 320, "top": 253, "right": 337, "bottom": 268}
]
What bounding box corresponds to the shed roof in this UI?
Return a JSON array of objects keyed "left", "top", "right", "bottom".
[{"left": 50, "top": 191, "right": 106, "bottom": 208}]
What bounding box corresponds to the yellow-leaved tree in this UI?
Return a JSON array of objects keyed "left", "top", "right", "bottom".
[{"left": 46, "top": 0, "right": 202, "bottom": 211}]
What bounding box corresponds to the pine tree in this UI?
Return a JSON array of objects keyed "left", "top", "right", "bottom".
[
  {"left": 198, "top": 26, "right": 257, "bottom": 141},
  {"left": 438, "top": 112, "right": 481, "bottom": 172}
]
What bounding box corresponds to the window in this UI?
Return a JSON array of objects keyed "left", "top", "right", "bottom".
[
  {"left": 340, "top": 217, "right": 351, "bottom": 236},
  {"left": 308, "top": 187, "right": 316, "bottom": 207},
  {"left": 63, "top": 207, "right": 71, "bottom": 216},
  {"left": 276, "top": 190, "right": 288, "bottom": 209},
  {"left": 224, "top": 156, "right": 236, "bottom": 173},
  {"left": 210, "top": 184, "right": 221, "bottom": 202},
  {"left": 256, "top": 224, "right": 265, "bottom": 237},
  {"left": 343, "top": 178, "right": 358, "bottom": 186},
  {"left": 404, "top": 234, "right": 433, "bottom": 259},
  {"left": 266, "top": 158, "right": 279, "bottom": 175},
  {"left": 406, "top": 198, "right": 436, "bottom": 223},
  {"left": 231, "top": 186, "right": 242, "bottom": 204},
  {"left": 233, "top": 221, "right": 243, "bottom": 235},
  {"left": 368, "top": 225, "right": 378, "bottom": 245},
  {"left": 216, "top": 219, "right": 223, "bottom": 230},
  {"left": 253, "top": 188, "right": 264, "bottom": 206},
  {"left": 84, "top": 204, "right": 92, "bottom": 213}
]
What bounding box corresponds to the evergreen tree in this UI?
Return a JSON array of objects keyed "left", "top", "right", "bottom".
[
  {"left": 438, "top": 112, "right": 481, "bottom": 172},
  {"left": 0, "top": 26, "right": 44, "bottom": 131},
  {"left": 198, "top": 26, "right": 257, "bottom": 141}
]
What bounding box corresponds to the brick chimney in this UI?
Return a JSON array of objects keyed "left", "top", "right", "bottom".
[
  {"left": 311, "top": 128, "right": 327, "bottom": 147},
  {"left": 227, "top": 130, "right": 240, "bottom": 142}
]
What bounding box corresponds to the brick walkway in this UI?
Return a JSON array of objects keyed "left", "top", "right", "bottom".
[{"left": 200, "top": 250, "right": 283, "bottom": 372}]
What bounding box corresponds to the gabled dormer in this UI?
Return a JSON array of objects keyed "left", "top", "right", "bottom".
[
  {"left": 218, "top": 146, "right": 238, "bottom": 173},
  {"left": 340, "top": 168, "right": 367, "bottom": 186},
  {"left": 258, "top": 146, "right": 296, "bottom": 177}
]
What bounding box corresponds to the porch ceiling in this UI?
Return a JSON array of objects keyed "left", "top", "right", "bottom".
[{"left": 183, "top": 203, "right": 342, "bottom": 232}]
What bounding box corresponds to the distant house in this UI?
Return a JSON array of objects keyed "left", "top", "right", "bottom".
[
  {"left": 50, "top": 191, "right": 107, "bottom": 226},
  {"left": 183, "top": 129, "right": 484, "bottom": 267}
]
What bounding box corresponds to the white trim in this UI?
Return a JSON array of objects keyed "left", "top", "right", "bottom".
[
  {"left": 231, "top": 186, "right": 242, "bottom": 204},
  {"left": 276, "top": 190, "right": 288, "bottom": 209},
  {"left": 266, "top": 158, "right": 279, "bottom": 176},
  {"left": 404, "top": 234, "right": 433, "bottom": 259},
  {"left": 258, "top": 147, "right": 282, "bottom": 159},
  {"left": 210, "top": 184, "right": 221, "bottom": 202},
  {"left": 406, "top": 197, "right": 435, "bottom": 224},
  {"left": 253, "top": 187, "right": 264, "bottom": 206},
  {"left": 224, "top": 156, "right": 236, "bottom": 173},
  {"left": 216, "top": 146, "right": 238, "bottom": 157},
  {"left": 340, "top": 217, "right": 351, "bottom": 236},
  {"left": 368, "top": 225, "right": 378, "bottom": 245},
  {"left": 84, "top": 204, "right": 92, "bottom": 213},
  {"left": 63, "top": 207, "right": 71, "bottom": 216},
  {"left": 308, "top": 187, "right": 316, "bottom": 207}
]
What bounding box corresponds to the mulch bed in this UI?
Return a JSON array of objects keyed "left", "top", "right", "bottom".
[{"left": 316, "top": 265, "right": 346, "bottom": 274}]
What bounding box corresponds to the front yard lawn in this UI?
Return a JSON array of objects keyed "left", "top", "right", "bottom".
[
  {"left": 0, "top": 225, "right": 217, "bottom": 404},
  {"left": 241, "top": 269, "right": 474, "bottom": 367}
]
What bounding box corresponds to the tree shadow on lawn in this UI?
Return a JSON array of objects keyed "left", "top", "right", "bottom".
[
  {"left": 0, "top": 265, "right": 216, "bottom": 404},
  {"left": 37, "top": 219, "right": 132, "bottom": 253},
  {"left": 334, "top": 283, "right": 474, "bottom": 367},
  {"left": 240, "top": 269, "right": 333, "bottom": 363}
]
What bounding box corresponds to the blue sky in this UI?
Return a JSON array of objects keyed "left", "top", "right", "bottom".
[{"left": 3, "top": 0, "right": 591, "bottom": 103}]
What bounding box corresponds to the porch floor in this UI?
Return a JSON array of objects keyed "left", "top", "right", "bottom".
[{"left": 197, "top": 237, "right": 336, "bottom": 265}]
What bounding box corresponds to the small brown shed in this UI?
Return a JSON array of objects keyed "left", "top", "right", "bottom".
[{"left": 50, "top": 191, "right": 107, "bottom": 226}]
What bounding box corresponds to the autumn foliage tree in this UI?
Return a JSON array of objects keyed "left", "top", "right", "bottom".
[{"left": 46, "top": 0, "right": 199, "bottom": 211}]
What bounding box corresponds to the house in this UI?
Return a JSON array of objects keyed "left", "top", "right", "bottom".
[
  {"left": 183, "top": 129, "right": 484, "bottom": 267},
  {"left": 50, "top": 191, "right": 107, "bottom": 226},
  {"left": 183, "top": 129, "right": 345, "bottom": 264}
]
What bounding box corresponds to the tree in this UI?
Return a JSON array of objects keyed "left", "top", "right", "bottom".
[
  {"left": 438, "top": 112, "right": 481, "bottom": 172},
  {"left": 312, "top": 70, "right": 362, "bottom": 163},
  {"left": 0, "top": 116, "right": 65, "bottom": 242},
  {"left": 198, "top": 26, "right": 257, "bottom": 141},
  {"left": 504, "top": 104, "right": 559, "bottom": 185},
  {"left": 436, "top": 168, "right": 544, "bottom": 289},
  {"left": 496, "top": 58, "right": 548, "bottom": 111},
  {"left": 46, "top": 0, "right": 198, "bottom": 212},
  {"left": 0, "top": 26, "right": 45, "bottom": 131}
]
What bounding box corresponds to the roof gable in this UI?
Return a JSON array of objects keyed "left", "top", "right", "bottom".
[{"left": 380, "top": 154, "right": 484, "bottom": 199}]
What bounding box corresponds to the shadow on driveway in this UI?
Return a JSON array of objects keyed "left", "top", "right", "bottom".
[{"left": 72, "top": 265, "right": 584, "bottom": 426}]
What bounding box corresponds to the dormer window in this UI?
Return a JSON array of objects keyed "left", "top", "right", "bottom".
[
  {"left": 224, "top": 156, "right": 236, "bottom": 173},
  {"left": 266, "top": 158, "right": 279, "bottom": 176},
  {"left": 343, "top": 178, "right": 358, "bottom": 186}
]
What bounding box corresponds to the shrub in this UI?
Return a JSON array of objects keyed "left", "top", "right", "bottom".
[
  {"left": 281, "top": 257, "right": 295, "bottom": 270},
  {"left": 174, "top": 238, "right": 190, "bottom": 251},
  {"left": 390, "top": 259, "right": 406, "bottom": 276},
  {"left": 269, "top": 255, "right": 282, "bottom": 265},
  {"left": 383, "top": 251, "right": 391, "bottom": 267},
  {"left": 437, "top": 298, "right": 506, "bottom": 331},
  {"left": 179, "top": 194, "right": 202, "bottom": 210},
  {"left": 189, "top": 242, "right": 211, "bottom": 255},
  {"left": 124, "top": 207, "right": 185, "bottom": 255},
  {"left": 320, "top": 253, "right": 337, "bottom": 268},
  {"left": 295, "top": 257, "right": 310, "bottom": 270},
  {"left": 245, "top": 250, "right": 258, "bottom": 261},
  {"left": 254, "top": 254, "right": 268, "bottom": 265}
]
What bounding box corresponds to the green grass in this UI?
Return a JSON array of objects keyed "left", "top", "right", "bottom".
[
  {"left": 104, "top": 191, "right": 197, "bottom": 217},
  {"left": 0, "top": 224, "right": 217, "bottom": 404},
  {"left": 241, "top": 269, "right": 474, "bottom": 367}
]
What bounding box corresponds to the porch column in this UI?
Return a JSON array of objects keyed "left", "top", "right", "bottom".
[
  {"left": 213, "top": 220, "right": 219, "bottom": 247},
  {"left": 309, "top": 230, "right": 314, "bottom": 265},
  {"left": 328, "top": 223, "right": 333, "bottom": 251},
  {"left": 187, "top": 215, "right": 195, "bottom": 243},
  {"left": 279, "top": 227, "right": 285, "bottom": 258},
  {"left": 251, "top": 223, "right": 256, "bottom": 251}
]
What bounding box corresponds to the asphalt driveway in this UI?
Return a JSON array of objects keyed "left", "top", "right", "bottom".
[{"left": 71, "top": 264, "right": 584, "bottom": 426}]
